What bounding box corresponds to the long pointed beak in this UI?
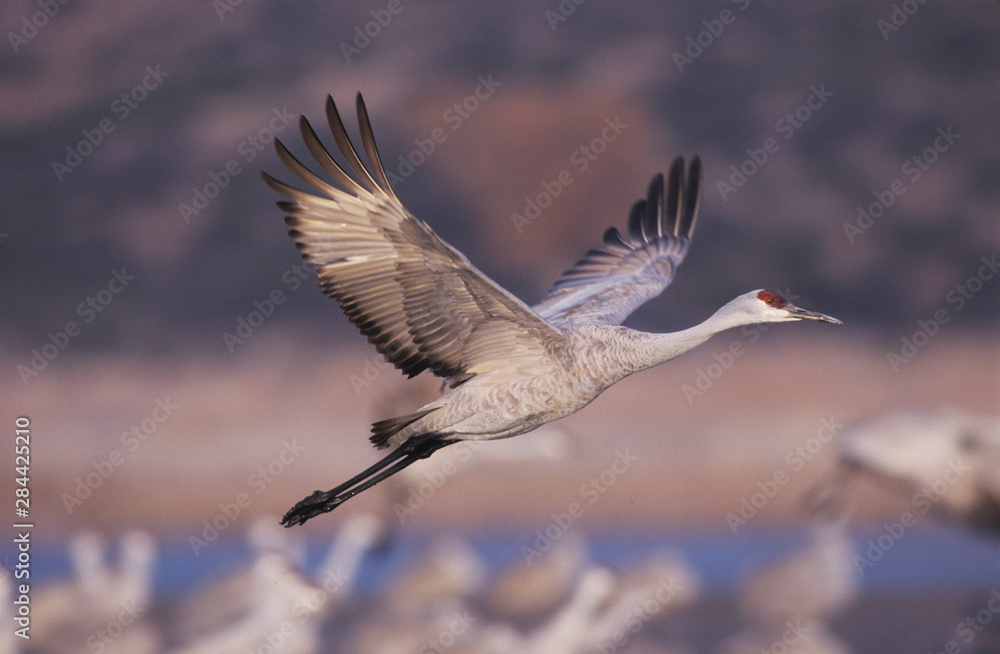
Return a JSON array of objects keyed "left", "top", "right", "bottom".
[{"left": 787, "top": 303, "right": 843, "bottom": 324}]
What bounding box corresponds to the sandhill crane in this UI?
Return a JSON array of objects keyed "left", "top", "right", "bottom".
[
  {"left": 170, "top": 552, "right": 322, "bottom": 654},
  {"left": 717, "top": 487, "right": 857, "bottom": 654},
  {"left": 470, "top": 567, "right": 618, "bottom": 654},
  {"left": 33, "top": 530, "right": 160, "bottom": 654},
  {"left": 171, "top": 513, "right": 379, "bottom": 641},
  {"left": 262, "top": 93, "right": 842, "bottom": 526},
  {"left": 584, "top": 548, "right": 701, "bottom": 654},
  {"left": 381, "top": 535, "right": 486, "bottom": 614},
  {"left": 836, "top": 408, "right": 1000, "bottom": 536},
  {"left": 737, "top": 488, "right": 857, "bottom": 626},
  {"left": 347, "top": 535, "right": 485, "bottom": 652},
  {"left": 485, "top": 531, "right": 589, "bottom": 620}
]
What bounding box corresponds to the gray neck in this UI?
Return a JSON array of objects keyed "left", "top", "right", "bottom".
[{"left": 624, "top": 304, "right": 752, "bottom": 375}]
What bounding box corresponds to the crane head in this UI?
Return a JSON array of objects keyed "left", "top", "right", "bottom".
[{"left": 744, "top": 289, "right": 842, "bottom": 324}]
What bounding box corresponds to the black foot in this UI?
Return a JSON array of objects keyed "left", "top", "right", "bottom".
[{"left": 281, "top": 489, "right": 345, "bottom": 527}]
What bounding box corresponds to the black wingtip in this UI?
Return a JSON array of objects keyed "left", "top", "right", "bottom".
[
  {"left": 680, "top": 156, "right": 702, "bottom": 239},
  {"left": 664, "top": 157, "right": 684, "bottom": 237},
  {"left": 626, "top": 199, "right": 647, "bottom": 243},
  {"left": 629, "top": 157, "right": 700, "bottom": 243},
  {"left": 644, "top": 173, "right": 664, "bottom": 241},
  {"left": 325, "top": 94, "right": 347, "bottom": 137},
  {"left": 602, "top": 226, "right": 630, "bottom": 249}
]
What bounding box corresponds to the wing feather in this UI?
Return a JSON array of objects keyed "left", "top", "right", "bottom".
[
  {"left": 532, "top": 157, "right": 702, "bottom": 327},
  {"left": 263, "top": 94, "right": 564, "bottom": 383}
]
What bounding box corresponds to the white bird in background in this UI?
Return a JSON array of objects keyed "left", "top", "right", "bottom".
[
  {"left": 589, "top": 547, "right": 702, "bottom": 637},
  {"left": 248, "top": 512, "right": 308, "bottom": 566},
  {"left": 717, "top": 487, "right": 857, "bottom": 654},
  {"left": 836, "top": 407, "right": 1000, "bottom": 536},
  {"left": 32, "top": 530, "right": 160, "bottom": 654},
  {"left": 485, "top": 531, "right": 589, "bottom": 621},
  {"left": 170, "top": 516, "right": 302, "bottom": 640},
  {"left": 1, "top": 567, "right": 21, "bottom": 654},
  {"left": 312, "top": 511, "right": 383, "bottom": 610},
  {"left": 475, "top": 566, "right": 618, "bottom": 654},
  {"left": 170, "top": 552, "right": 322, "bottom": 654},
  {"left": 381, "top": 535, "right": 487, "bottom": 614},
  {"left": 262, "top": 94, "right": 842, "bottom": 526},
  {"left": 347, "top": 535, "right": 486, "bottom": 653},
  {"left": 738, "top": 491, "right": 857, "bottom": 625},
  {"left": 172, "top": 512, "right": 380, "bottom": 645},
  {"left": 519, "top": 566, "right": 618, "bottom": 654}
]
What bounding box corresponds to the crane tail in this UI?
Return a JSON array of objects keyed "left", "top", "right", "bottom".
[
  {"left": 370, "top": 407, "right": 437, "bottom": 449},
  {"left": 281, "top": 434, "right": 454, "bottom": 527}
]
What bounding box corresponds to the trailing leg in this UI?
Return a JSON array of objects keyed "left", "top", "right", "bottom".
[{"left": 282, "top": 434, "right": 454, "bottom": 527}]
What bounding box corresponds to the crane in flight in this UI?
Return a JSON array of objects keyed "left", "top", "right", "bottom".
[{"left": 262, "top": 94, "right": 841, "bottom": 526}]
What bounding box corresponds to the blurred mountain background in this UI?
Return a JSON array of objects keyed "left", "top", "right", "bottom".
[{"left": 2, "top": 1, "right": 997, "bottom": 358}]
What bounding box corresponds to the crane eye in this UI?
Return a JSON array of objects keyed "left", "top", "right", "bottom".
[{"left": 757, "top": 290, "right": 784, "bottom": 307}]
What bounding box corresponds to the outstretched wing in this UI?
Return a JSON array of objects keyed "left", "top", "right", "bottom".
[
  {"left": 531, "top": 157, "right": 702, "bottom": 328},
  {"left": 262, "top": 94, "right": 564, "bottom": 386}
]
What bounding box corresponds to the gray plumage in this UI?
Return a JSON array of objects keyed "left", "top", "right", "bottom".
[{"left": 262, "top": 94, "right": 841, "bottom": 526}]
